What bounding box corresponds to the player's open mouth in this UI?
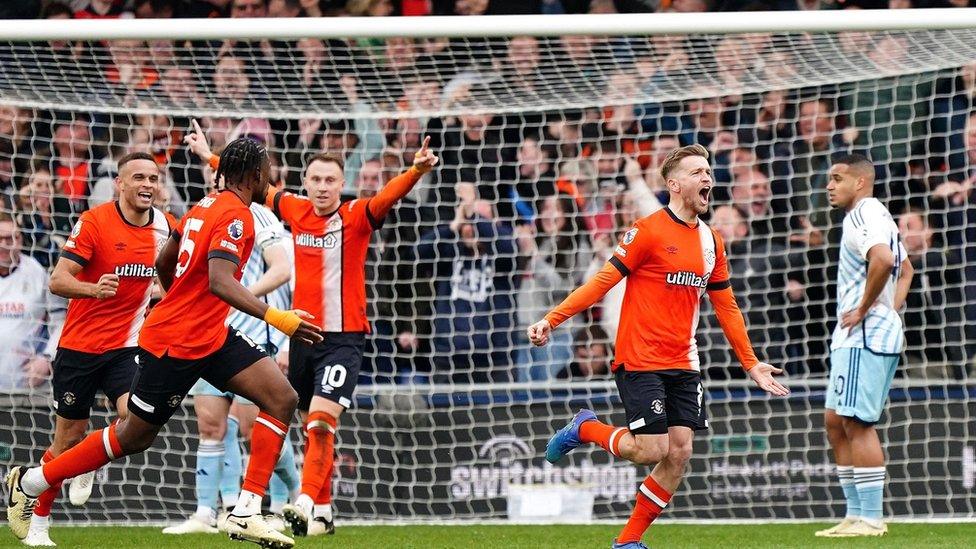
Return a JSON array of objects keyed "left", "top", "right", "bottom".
[
  {"left": 698, "top": 187, "right": 711, "bottom": 205},
  {"left": 138, "top": 192, "right": 152, "bottom": 200}
]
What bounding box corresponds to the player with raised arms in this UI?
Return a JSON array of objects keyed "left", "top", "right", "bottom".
[
  {"left": 6, "top": 137, "right": 322, "bottom": 549},
  {"left": 15, "top": 152, "right": 172, "bottom": 547},
  {"left": 816, "top": 153, "right": 913, "bottom": 538},
  {"left": 528, "top": 144, "right": 789, "bottom": 549},
  {"left": 204, "top": 135, "right": 439, "bottom": 536}
]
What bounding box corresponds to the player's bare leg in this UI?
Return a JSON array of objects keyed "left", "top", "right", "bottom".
[
  {"left": 283, "top": 397, "right": 342, "bottom": 537},
  {"left": 817, "top": 410, "right": 861, "bottom": 537},
  {"left": 841, "top": 417, "right": 887, "bottom": 536},
  {"left": 163, "top": 395, "right": 228, "bottom": 535},
  {"left": 22, "top": 394, "right": 130, "bottom": 545},
  {"left": 221, "top": 357, "right": 298, "bottom": 548},
  {"left": 613, "top": 428, "right": 692, "bottom": 549},
  {"left": 8, "top": 404, "right": 164, "bottom": 543}
]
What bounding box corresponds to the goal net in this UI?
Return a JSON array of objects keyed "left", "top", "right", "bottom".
[{"left": 0, "top": 11, "right": 974, "bottom": 524}]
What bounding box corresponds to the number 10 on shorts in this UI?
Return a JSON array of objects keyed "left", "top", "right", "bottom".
[{"left": 322, "top": 364, "right": 347, "bottom": 390}]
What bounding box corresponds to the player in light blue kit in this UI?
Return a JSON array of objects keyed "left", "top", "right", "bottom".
[{"left": 818, "top": 154, "right": 914, "bottom": 538}]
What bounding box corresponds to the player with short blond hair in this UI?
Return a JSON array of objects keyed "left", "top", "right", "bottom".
[{"left": 528, "top": 144, "right": 788, "bottom": 549}]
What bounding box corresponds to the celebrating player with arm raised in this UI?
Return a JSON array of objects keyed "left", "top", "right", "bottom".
[
  {"left": 201, "top": 134, "right": 439, "bottom": 537},
  {"left": 528, "top": 145, "right": 788, "bottom": 549},
  {"left": 6, "top": 138, "right": 322, "bottom": 549}
]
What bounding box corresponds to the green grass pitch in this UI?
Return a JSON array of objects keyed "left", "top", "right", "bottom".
[{"left": 2, "top": 523, "right": 972, "bottom": 548}]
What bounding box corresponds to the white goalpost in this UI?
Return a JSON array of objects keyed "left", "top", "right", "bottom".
[{"left": 0, "top": 9, "right": 973, "bottom": 525}]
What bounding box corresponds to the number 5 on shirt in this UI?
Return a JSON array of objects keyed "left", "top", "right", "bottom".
[{"left": 174, "top": 218, "right": 204, "bottom": 278}]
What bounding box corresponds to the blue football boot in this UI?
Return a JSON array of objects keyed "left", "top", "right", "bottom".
[
  {"left": 611, "top": 540, "right": 649, "bottom": 549},
  {"left": 545, "top": 409, "right": 597, "bottom": 463}
]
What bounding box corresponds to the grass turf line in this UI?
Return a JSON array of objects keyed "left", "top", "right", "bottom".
[{"left": 3, "top": 523, "right": 972, "bottom": 548}]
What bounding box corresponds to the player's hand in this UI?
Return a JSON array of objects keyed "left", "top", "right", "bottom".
[
  {"left": 840, "top": 307, "right": 867, "bottom": 331},
  {"left": 527, "top": 319, "right": 552, "bottom": 347},
  {"left": 412, "top": 136, "right": 439, "bottom": 174},
  {"left": 748, "top": 362, "right": 789, "bottom": 396},
  {"left": 22, "top": 355, "right": 52, "bottom": 388},
  {"left": 184, "top": 118, "right": 213, "bottom": 163},
  {"left": 93, "top": 274, "right": 119, "bottom": 299},
  {"left": 291, "top": 309, "right": 324, "bottom": 345}
]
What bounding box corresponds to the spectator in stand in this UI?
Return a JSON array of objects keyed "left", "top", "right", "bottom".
[
  {"left": 429, "top": 93, "right": 515, "bottom": 222},
  {"left": 285, "top": 78, "right": 384, "bottom": 190},
  {"left": 105, "top": 40, "right": 159, "bottom": 106},
  {"left": 493, "top": 36, "right": 545, "bottom": 100},
  {"left": 513, "top": 136, "right": 557, "bottom": 221},
  {"left": 0, "top": 213, "right": 64, "bottom": 390},
  {"left": 790, "top": 97, "right": 854, "bottom": 227},
  {"left": 515, "top": 194, "right": 591, "bottom": 381},
  {"left": 0, "top": 105, "right": 35, "bottom": 188},
  {"left": 49, "top": 117, "right": 94, "bottom": 208},
  {"left": 363, "top": 157, "right": 434, "bottom": 384},
  {"left": 557, "top": 324, "right": 613, "bottom": 380},
  {"left": 268, "top": 0, "right": 302, "bottom": 16},
  {"left": 346, "top": 0, "right": 394, "bottom": 16},
  {"left": 16, "top": 168, "right": 74, "bottom": 269},
  {"left": 898, "top": 208, "right": 967, "bottom": 378},
  {"left": 703, "top": 205, "right": 790, "bottom": 377},
  {"left": 0, "top": 139, "right": 15, "bottom": 210},
  {"left": 581, "top": 185, "right": 642, "bottom": 342},
  {"left": 841, "top": 35, "right": 932, "bottom": 199},
  {"left": 930, "top": 62, "right": 976, "bottom": 180},
  {"left": 158, "top": 67, "right": 205, "bottom": 109},
  {"left": 412, "top": 186, "right": 518, "bottom": 384},
  {"left": 133, "top": 0, "right": 177, "bottom": 18},
  {"left": 729, "top": 167, "right": 791, "bottom": 239},
  {"left": 212, "top": 54, "right": 254, "bottom": 110},
  {"left": 73, "top": 0, "right": 131, "bottom": 18}
]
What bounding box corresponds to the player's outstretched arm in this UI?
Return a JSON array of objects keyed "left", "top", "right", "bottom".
[
  {"left": 49, "top": 257, "right": 119, "bottom": 299},
  {"left": 208, "top": 257, "right": 322, "bottom": 345},
  {"left": 366, "top": 135, "right": 439, "bottom": 221},
  {"left": 708, "top": 285, "right": 789, "bottom": 396},
  {"left": 528, "top": 261, "right": 623, "bottom": 346}
]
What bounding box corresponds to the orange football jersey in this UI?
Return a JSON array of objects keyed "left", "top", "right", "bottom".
[
  {"left": 58, "top": 202, "right": 172, "bottom": 354},
  {"left": 609, "top": 207, "right": 729, "bottom": 372},
  {"left": 139, "top": 191, "right": 255, "bottom": 359},
  {"left": 268, "top": 190, "right": 375, "bottom": 333}
]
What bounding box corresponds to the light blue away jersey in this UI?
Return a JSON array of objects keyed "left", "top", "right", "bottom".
[
  {"left": 225, "top": 203, "right": 291, "bottom": 350},
  {"left": 830, "top": 197, "right": 908, "bottom": 354}
]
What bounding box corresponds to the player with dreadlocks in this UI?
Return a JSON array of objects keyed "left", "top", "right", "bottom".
[{"left": 6, "top": 137, "right": 323, "bottom": 549}]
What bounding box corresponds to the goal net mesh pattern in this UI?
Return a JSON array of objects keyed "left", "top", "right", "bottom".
[{"left": 0, "top": 24, "right": 974, "bottom": 523}]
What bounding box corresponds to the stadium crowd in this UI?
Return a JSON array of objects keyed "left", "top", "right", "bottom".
[{"left": 0, "top": 0, "right": 973, "bottom": 391}]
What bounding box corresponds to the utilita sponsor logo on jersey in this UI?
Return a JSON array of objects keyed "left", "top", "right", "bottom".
[
  {"left": 665, "top": 270, "right": 710, "bottom": 288},
  {"left": 114, "top": 263, "right": 157, "bottom": 278},
  {"left": 296, "top": 232, "right": 338, "bottom": 249}
]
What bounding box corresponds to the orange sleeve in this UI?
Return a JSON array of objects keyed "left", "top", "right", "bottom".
[
  {"left": 265, "top": 186, "right": 278, "bottom": 210},
  {"left": 544, "top": 262, "right": 623, "bottom": 329},
  {"left": 708, "top": 286, "right": 759, "bottom": 371},
  {"left": 367, "top": 167, "right": 423, "bottom": 222}
]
